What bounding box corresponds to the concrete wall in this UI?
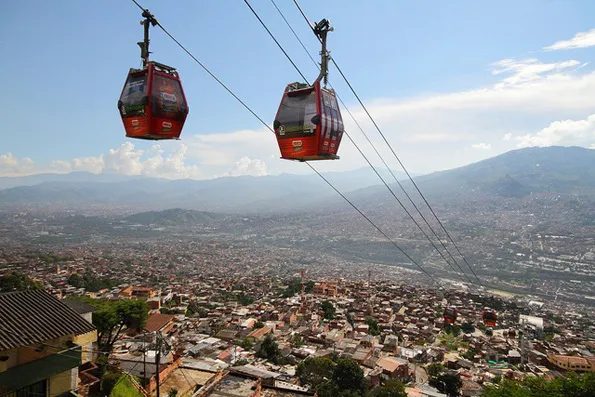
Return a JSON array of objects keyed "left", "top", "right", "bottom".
[
  {"left": 14, "top": 336, "right": 69, "bottom": 367},
  {"left": 48, "top": 368, "right": 77, "bottom": 396},
  {"left": 73, "top": 330, "right": 98, "bottom": 364}
]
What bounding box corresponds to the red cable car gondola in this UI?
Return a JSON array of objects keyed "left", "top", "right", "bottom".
[
  {"left": 118, "top": 9, "right": 189, "bottom": 140},
  {"left": 482, "top": 308, "right": 497, "bottom": 327},
  {"left": 443, "top": 306, "right": 457, "bottom": 324},
  {"left": 273, "top": 19, "right": 344, "bottom": 161}
]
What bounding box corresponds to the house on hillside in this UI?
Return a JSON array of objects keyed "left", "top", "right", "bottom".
[
  {"left": 145, "top": 313, "right": 176, "bottom": 334},
  {"left": 0, "top": 290, "right": 98, "bottom": 397},
  {"left": 63, "top": 298, "right": 97, "bottom": 324}
]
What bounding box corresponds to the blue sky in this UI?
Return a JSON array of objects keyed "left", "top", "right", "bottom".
[{"left": 2, "top": 0, "right": 595, "bottom": 179}]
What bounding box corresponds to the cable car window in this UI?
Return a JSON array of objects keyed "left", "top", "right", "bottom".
[
  {"left": 276, "top": 91, "right": 317, "bottom": 138},
  {"left": 151, "top": 74, "right": 187, "bottom": 121},
  {"left": 119, "top": 73, "right": 147, "bottom": 117}
]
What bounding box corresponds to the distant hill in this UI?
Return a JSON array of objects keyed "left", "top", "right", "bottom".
[
  {"left": 299, "top": 146, "right": 595, "bottom": 216},
  {"left": 1, "top": 147, "right": 592, "bottom": 213},
  {"left": 0, "top": 171, "right": 152, "bottom": 189},
  {"left": 0, "top": 167, "right": 408, "bottom": 213},
  {"left": 415, "top": 146, "right": 595, "bottom": 198},
  {"left": 124, "top": 208, "right": 224, "bottom": 226}
]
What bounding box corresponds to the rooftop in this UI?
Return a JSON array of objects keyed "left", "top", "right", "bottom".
[{"left": 0, "top": 290, "right": 96, "bottom": 350}]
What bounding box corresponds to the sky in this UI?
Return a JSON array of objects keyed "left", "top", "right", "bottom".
[{"left": 1, "top": 0, "right": 595, "bottom": 180}]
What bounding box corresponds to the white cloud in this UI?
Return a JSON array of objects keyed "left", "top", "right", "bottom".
[
  {"left": 102, "top": 142, "right": 144, "bottom": 175},
  {"left": 221, "top": 157, "right": 269, "bottom": 177},
  {"left": 0, "top": 153, "right": 36, "bottom": 176},
  {"left": 471, "top": 143, "right": 491, "bottom": 150},
  {"left": 514, "top": 114, "right": 595, "bottom": 148},
  {"left": 71, "top": 156, "right": 104, "bottom": 174},
  {"left": 5, "top": 28, "right": 595, "bottom": 179},
  {"left": 43, "top": 142, "right": 204, "bottom": 179},
  {"left": 544, "top": 28, "right": 595, "bottom": 51},
  {"left": 142, "top": 143, "right": 200, "bottom": 179},
  {"left": 491, "top": 58, "right": 581, "bottom": 87}
]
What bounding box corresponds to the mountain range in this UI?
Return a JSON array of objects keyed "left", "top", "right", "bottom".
[
  {"left": 1, "top": 146, "right": 594, "bottom": 214},
  {"left": 0, "top": 166, "right": 409, "bottom": 213}
]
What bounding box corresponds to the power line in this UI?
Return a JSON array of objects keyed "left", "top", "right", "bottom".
[
  {"left": 289, "top": 0, "right": 484, "bottom": 288},
  {"left": 256, "top": 0, "right": 473, "bottom": 284},
  {"left": 243, "top": 0, "right": 308, "bottom": 83},
  {"left": 128, "top": 0, "right": 440, "bottom": 286}
]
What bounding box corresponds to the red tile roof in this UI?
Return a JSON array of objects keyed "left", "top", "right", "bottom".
[{"left": 145, "top": 313, "right": 175, "bottom": 333}]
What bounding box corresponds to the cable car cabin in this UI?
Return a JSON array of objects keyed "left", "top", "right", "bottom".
[
  {"left": 443, "top": 306, "right": 457, "bottom": 324},
  {"left": 273, "top": 81, "right": 344, "bottom": 161},
  {"left": 118, "top": 62, "right": 189, "bottom": 140},
  {"left": 482, "top": 308, "right": 497, "bottom": 327}
]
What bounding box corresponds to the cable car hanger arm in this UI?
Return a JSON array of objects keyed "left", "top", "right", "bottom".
[
  {"left": 313, "top": 19, "right": 333, "bottom": 86},
  {"left": 138, "top": 7, "right": 158, "bottom": 67}
]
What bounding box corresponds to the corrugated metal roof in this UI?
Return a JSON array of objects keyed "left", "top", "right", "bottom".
[
  {"left": 0, "top": 290, "right": 96, "bottom": 350},
  {"left": 62, "top": 298, "right": 97, "bottom": 314}
]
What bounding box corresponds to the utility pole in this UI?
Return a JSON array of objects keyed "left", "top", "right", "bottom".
[
  {"left": 142, "top": 332, "right": 146, "bottom": 389},
  {"left": 155, "top": 332, "right": 161, "bottom": 397},
  {"left": 300, "top": 269, "right": 305, "bottom": 302}
]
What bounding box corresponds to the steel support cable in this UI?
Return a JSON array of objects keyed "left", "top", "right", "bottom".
[
  {"left": 245, "top": 0, "right": 452, "bottom": 284},
  {"left": 243, "top": 0, "right": 309, "bottom": 83},
  {"left": 331, "top": 59, "right": 484, "bottom": 287},
  {"left": 305, "top": 162, "right": 440, "bottom": 285},
  {"left": 269, "top": 0, "right": 474, "bottom": 284},
  {"left": 270, "top": 0, "right": 318, "bottom": 67},
  {"left": 290, "top": 0, "right": 484, "bottom": 287},
  {"left": 129, "top": 0, "right": 440, "bottom": 286},
  {"left": 342, "top": 131, "right": 471, "bottom": 284},
  {"left": 130, "top": 0, "right": 271, "bottom": 131}
]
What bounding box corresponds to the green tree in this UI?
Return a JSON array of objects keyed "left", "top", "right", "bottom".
[
  {"left": 254, "top": 321, "right": 265, "bottom": 329},
  {"left": 370, "top": 379, "right": 407, "bottom": 397},
  {"left": 281, "top": 278, "right": 302, "bottom": 297},
  {"left": 68, "top": 273, "right": 84, "bottom": 288},
  {"left": 320, "top": 300, "right": 336, "bottom": 320},
  {"left": 256, "top": 334, "right": 280, "bottom": 363},
  {"left": 366, "top": 317, "right": 380, "bottom": 336},
  {"left": 426, "top": 362, "right": 444, "bottom": 380},
  {"left": 290, "top": 333, "right": 304, "bottom": 348},
  {"left": 0, "top": 272, "right": 42, "bottom": 292},
  {"left": 239, "top": 338, "right": 254, "bottom": 350},
  {"left": 101, "top": 372, "right": 121, "bottom": 395},
  {"left": 346, "top": 312, "right": 355, "bottom": 328},
  {"left": 296, "top": 357, "right": 335, "bottom": 389},
  {"left": 237, "top": 292, "right": 254, "bottom": 306},
  {"left": 433, "top": 373, "right": 462, "bottom": 397},
  {"left": 332, "top": 358, "right": 367, "bottom": 395},
  {"left": 481, "top": 372, "right": 595, "bottom": 397},
  {"left": 92, "top": 299, "right": 150, "bottom": 354}
]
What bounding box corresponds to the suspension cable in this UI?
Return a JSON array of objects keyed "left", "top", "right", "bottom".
[
  {"left": 242, "top": 0, "right": 309, "bottom": 83},
  {"left": 244, "top": 0, "right": 464, "bottom": 283},
  {"left": 305, "top": 163, "right": 440, "bottom": 285},
  {"left": 129, "top": 0, "right": 441, "bottom": 287},
  {"left": 290, "top": 0, "right": 484, "bottom": 287},
  {"left": 266, "top": 0, "right": 475, "bottom": 285}
]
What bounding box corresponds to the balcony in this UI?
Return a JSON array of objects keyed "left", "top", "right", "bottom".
[{"left": 0, "top": 344, "right": 82, "bottom": 391}]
